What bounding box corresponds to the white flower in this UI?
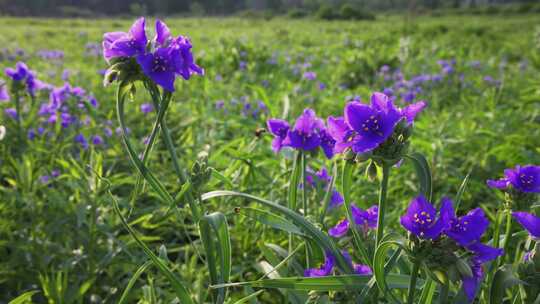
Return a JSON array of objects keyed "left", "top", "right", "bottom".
[{"left": 0, "top": 125, "right": 5, "bottom": 141}]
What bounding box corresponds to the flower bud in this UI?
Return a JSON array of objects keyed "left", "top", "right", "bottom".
[
  {"left": 366, "top": 161, "right": 378, "bottom": 182},
  {"left": 456, "top": 258, "right": 473, "bottom": 278}
]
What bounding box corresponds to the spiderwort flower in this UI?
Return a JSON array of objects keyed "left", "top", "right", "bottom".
[
  {"left": 0, "top": 82, "right": 9, "bottom": 101},
  {"left": 283, "top": 108, "right": 324, "bottom": 151},
  {"left": 400, "top": 195, "right": 452, "bottom": 239},
  {"left": 445, "top": 204, "right": 490, "bottom": 247},
  {"left": 332, "top": 92, "right": 425, "bottom": 154},
  {"left": 304, "top": 253, "right": 334, "bottom": 277},
  {"left": 5, "top": 61, "right": 29, "bottom": 81},
  {"left": 329, "top": 204, "right": 378, "bottom": 237},
  {"left": 487, "top": 165, "right": 540, "bottom": 193},
  {"left": 102, "top": 17, "right": 147, "bottom": 61},
  {"left": 140, "top": 103, "right": 154, "bottom": 114},
  {"left": 266, "top": 119, "right": 290, "bottom": 153},
  {"left": 512, "top": 212, "right": 540, "bottom": 238},
  {"left": 342, "top": 251, "right": 372, "bottom": 275},
  {"left": 329, "top": 190, "right": 344, "bottom": 207}
]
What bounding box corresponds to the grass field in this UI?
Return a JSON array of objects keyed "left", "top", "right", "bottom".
[{"left": 1, "top": 14, "right": 539, "bottom": 303}]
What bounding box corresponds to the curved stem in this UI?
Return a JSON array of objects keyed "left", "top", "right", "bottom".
[
  {"left": 375, "top": 164, "right": 391, "bottom": 248},
  {"left": 300, "top": 152, "right": 310, "bottom": 267},
  {"left": 287, "top": 151, "right": 302, "bottom": 271},
  {"left": 407, "top": 259, "right": 420, "bottom": 304}
]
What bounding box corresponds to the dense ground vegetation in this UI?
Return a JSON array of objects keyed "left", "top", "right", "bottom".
[{"left": 0, "top": 14, "right": 539, "bottom": 303}]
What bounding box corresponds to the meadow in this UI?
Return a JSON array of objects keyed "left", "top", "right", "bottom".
[{"left": 0, "top": 14, "right": 539, "bottom": 303}]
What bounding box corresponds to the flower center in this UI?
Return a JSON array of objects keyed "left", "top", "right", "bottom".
[
  {"left": 152, "top": 55, "right": 168, "bottom": 72},
  {"left": 361, "top": 115, "right": 383, "bottom": 135},
  {"left": 520, "top": 174, "right": 534, "bottom": 187},
  {"left": 413, "top": 211, "right": 434, "bottom": 227}
]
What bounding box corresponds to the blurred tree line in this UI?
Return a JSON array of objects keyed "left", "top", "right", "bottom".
[{"left": 0, "top": 0, "right": 536, "bottom": 17}]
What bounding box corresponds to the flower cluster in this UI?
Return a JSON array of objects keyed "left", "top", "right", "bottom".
[
  {"left": 4, "top": 61, "right": 49, "bottom": 97},
  {"left": 328, "top": 92, "right": 425, "bottom": 159},
  {"left": 267, "top": 108, "right": 336, "bottom": 159},
  {"left": 102, "top": 17, "right": 203, "bottom": 92},
  {"left": 328, "top": 204, "right": 378, "bottom": 237},
  {"left": 487, "top": 165, "right": 540, "bottom": 194},
  {"left": 401, "top": 195, "right": 503, "bottom": 301},
  {"left": 304, "top": 251, "right": 372, "bottom": 277}
]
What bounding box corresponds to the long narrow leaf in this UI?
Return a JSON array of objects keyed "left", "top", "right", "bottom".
[{"left": 201, "top": 190, "right": 353, "bottom": 274}]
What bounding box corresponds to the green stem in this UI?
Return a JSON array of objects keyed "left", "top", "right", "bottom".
[
  {"left": 375, "top": 164, "right": 391, "bottom": 248},
  {"left": 407, "top": 260, "right": 420, "bottom": 304},
  {"left": 439, "top": 282, "right": 449, "bottom": 304},
  {"left": 13, "top": 90, "right": 23, "bottom": 145},
  {"left": 300, "top": 152, "right": 310, "bottom": 267},
  {"left": 342, "top": 161, "right": 371, "bottom": 266},
  {"left": 287, "top": 151, "right": 302, "bottom": 270},
  {"left": 501, "top": 209, "right": 512, "bottom": 264},
  {"left": 318, "top": 162, "right": 337, "bottom": 225}
]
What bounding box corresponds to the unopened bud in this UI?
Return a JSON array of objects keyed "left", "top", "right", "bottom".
[{"left": 366, "top": 161, "right": 378, "bottom": 182}]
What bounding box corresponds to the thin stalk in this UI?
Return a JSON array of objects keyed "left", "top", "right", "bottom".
[
  {"left": 342, "top": 162, "right": 371, "bottom": 266},
  {"left": 318, "top": 162, "right": 337, "bottom": 225},
  {"left": 13, "top": 90, "right": 23, "bottom": 145},
  {"left": 501, "top": 209, "right": 512, "bottom": 264},
  {"left": 375, "top": 164, "right": 391, "bottom": 248},
  {"left": 439, "top": 281, "right": 450, "bottom": 304},
  {"left": 300, "top": 151, "right": 310, "bottom": 267},
  {"left": 287, "top": 151, "right": 302, "bottom": 272},
  {"left": 407, "top": 260, "right": 420, "bottom": 304}
]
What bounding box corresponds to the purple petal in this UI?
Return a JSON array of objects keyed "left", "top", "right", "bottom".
[
  {"left": 512, "top": 211, "right": 540, "bottom": 238},
  {"left": 328, "top": 219, "right": 349, "bottom": 237},
  {"left": 401, "top": 101, "right": 426, "bottom": 124},
  {"left": 266, "top": 119, "right": 289, "bottom": 138},
  {"left": 486, "top": 178, "right": 509, "bottom": 190},
  {"left": 155, "top": 19, "right": 171, "bottom": 45}
]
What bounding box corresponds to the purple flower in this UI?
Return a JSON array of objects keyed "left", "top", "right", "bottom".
[
  {"left": 353, "top": 205, "right": 378, "bottom": 230},
  {"left": 169, "top": 35, "right": 204, "bottom": 80},
  {"left": 461, "top": 259, "right": 484, "bottom": 301},
  {"left": 329, "top": 204, "right": 378, "bottom": 237},
  {"left": 303, "top": 71, "right": 316, "bottom": 81},
  {"left": 5, "top": 108, "right": 17, "bottom": 119},
  {"left": 400, "top": 195, "right": 452, "bottom": 239},
  {"left": 304, "top": 253, "right": 334, "bottom": 277},
  {"left": 91, "top": 135, "right": 104, "bottom": 146},
  {"left": 316, "top": 168, "right": 331, "bottom": 184},
  {"left": 60, "top": 112, "right": 73, "bottom": 128},
  {"left": 329, "top": 218, "right": 349, "bottom": 238},
  {"left": 319, "top": 128, "right": 336, "bottom": 159},
  {"left": 0, "top": 83, "right": 9, "bottom": 101},
  {"left": 334, "top": 92, "right": 425, "bottom": 154},
  {"left": 74, "top": 134, "right": 88, "bottom": 150},
  {"left": 266, "top": 119, "right": 290, "bottom": 153},
  {"left": 342, "top": 251, "right": 372, "bottom": 275},
  {"left": 27, "top": 129, "right": 36, "bottom": 140},
  {"left": 140, "top": 103, "right": 154, "bottom": 114},
  {"left": 51, "top": 170, "right": 60, "bottom": 178},
  {"left": 154, "top": 19, "right": 172, "bottom": 46},
  {"left": 512, "top": 212, "right": 540, "bottom": 238},
  {"left": 283, "top": 109, "right": 324, "bottom": 151},
  {"left": 137, "top": 47, "right": 178, "bottom": 92},
  {"left": 487, "top": 165, "right": 540, "bottom": 193},
  {"left": 466, "top": 242, "right": 504, "bottom": 263},
  {"left": 39, "top": 175, "right": 51, "bottom": 184},
  {"left": 5, "top": 61, "right": 29, "bottom": 81},
  {"left": 329, "top": 190, "right": 344, "bottom": 207},
  {"left": 444, "top": 202, "right": 490, "bottom": 247},
  {"left": 102, "top": 17, "right": 147, "bottom": 61}
]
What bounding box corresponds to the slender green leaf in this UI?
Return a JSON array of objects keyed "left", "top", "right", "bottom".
[
  {"left": 9, "top": 290, "right": 39, "bottom": 304},
  {"left": 489, "top": 265, "right": 524, "bottom": 304},
  {"left": 201, "top": 190, "right": 353, "bottom": 274},
  {"left": 232, "top": 290, "right": 264, "bottom": 304},
  {"left": 406, "top": 153, "right": 432, "bottom": 201},
  {"left": 118, "top": 261, "right": 152, "bottom": 304},
  {"left": 199, "top": 212, "right": 232, "bottom": 304},
  {"left": 110, "top": 192, "right": 195, "bottom": 304},
  {"left": 236, "top": 207, "right": 306, "bottom": 237}
]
